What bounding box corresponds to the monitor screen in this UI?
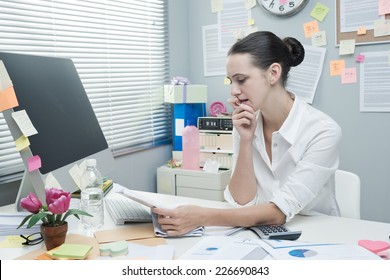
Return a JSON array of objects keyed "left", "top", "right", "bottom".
[{"left": 0, "top": 52, "right": 114, "bottom": 209}]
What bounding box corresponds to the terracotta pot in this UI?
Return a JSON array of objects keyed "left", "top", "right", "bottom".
[{"left": 40, "top": 222, "right": 68, "bottom": 251}]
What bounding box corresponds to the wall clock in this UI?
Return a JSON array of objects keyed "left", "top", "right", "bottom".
[{"left": 258, "top": 0, "right": 310, "bottom": 17}]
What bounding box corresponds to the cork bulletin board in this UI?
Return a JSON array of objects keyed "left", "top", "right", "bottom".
[{"left": 336, "top": 0, "right": 390, "bottom": 45}]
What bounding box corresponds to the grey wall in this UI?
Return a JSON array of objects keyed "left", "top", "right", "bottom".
[{"left": 185, "top": 0, "right": 390, "bottom": 223}]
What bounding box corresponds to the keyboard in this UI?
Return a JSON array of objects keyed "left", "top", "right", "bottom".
[{"left": 105, "top": 197, "right": 152, "bottom": 225}]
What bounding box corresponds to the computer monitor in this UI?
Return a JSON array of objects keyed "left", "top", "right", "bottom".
[{"left": 0, "top": 52, "right": 115, "bottom": 211}]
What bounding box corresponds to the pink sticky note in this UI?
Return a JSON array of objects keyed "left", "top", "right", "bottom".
[
  {"left": 378, "top": 0, "right": 390, "bottom": 16},
  {"left": 27, "top": 155, "right": 42, "bottom": 172},
  {"left": 341, "top": 67, "right": 357, "bottom": 84},
  {"left": 356, "top": 54, "right": 365, "bottom": 62}
]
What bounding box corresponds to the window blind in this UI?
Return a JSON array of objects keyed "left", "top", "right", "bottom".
[{"left": 0, "top": 0, "right": 171, "bottom": 183}]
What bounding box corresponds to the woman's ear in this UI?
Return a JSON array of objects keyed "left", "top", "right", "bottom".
[{"left": 268, "top": 63, "right": 282, "bottom": 85}]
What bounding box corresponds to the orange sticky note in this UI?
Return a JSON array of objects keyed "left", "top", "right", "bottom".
[
  {"left": 27, "top": 155, "right": 42, "bottom": 172},
  {"left": 357, "top": 27, "right": 367, "bottom": 35},
  {"left": 303, "top": 20, "right": 319, "bottom": 38},
  {"left": 329, "top": 60, "right": 345, "bottom": 76},
  {"left": 341, "top": 67, "right": 357, "bottom": 84},
  {"left": 0, "top": 86, "right": 19, "bottom": 112}
]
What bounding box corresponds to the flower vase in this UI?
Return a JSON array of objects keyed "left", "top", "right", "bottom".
[{"left": 40, "top": 222, "right": 68, "bottom": 250}]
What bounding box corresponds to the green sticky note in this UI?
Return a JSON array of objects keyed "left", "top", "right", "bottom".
[
  {"left": 310, "top": 2, "right": 330, "bottom": 22},
  {"left": 52, "top": 243, "right": 92, "bottom": 259}
]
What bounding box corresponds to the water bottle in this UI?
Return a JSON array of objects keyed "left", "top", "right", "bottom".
[
  {"left": 80, "top": 158, "right": 104, "bottom": 231},
  {"left": 182, "top": 120, "right": 200, "bottom": 170}
]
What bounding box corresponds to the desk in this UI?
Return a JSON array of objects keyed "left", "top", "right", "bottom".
[{"left": 1, "top": 183, "right": 390, "bottom": 260}]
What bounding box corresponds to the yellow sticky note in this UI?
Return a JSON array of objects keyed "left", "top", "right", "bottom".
[
  {"left": 0, "top": 86, "right": 19, "bottom": 112},
  {"left": 0, "top": 236, "right": 24, "bottom": 248},
  {"left": 223, "top": 77, "right": 231, "bottom": 85},
  {"left": 310, "top": 2, "right": 330, "bottom": 22},
  {"left": 329, "top": 60, "right": 345, "bottom": 76},
  {"left": 15, "top": 135, "right": 30, "bottom": 151},
  {"left": 339, "top": 39, "right": 356, "bottom": 55},
  {"left": 303, "top": 20, "right": 319, "bottom": 38},
  {"left": 341, "top": 67, "right": 357, "bottom": 84},
  {"left": 247, "top": 18, "right": 255, "bottom": 26}
]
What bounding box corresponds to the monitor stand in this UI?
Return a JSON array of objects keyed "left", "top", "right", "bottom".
[{"left": 15, "top": 171, "right": 46, "bottom": 212}]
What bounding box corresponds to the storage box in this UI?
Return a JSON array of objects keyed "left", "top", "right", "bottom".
[
  {"left": 173, "top": 103, "right": 206, "bottom": 151},
  {"left": 164, "top": 84, "right": 207, "bottom": 103}
]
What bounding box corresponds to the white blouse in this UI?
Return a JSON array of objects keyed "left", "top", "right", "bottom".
[{"left": 224, "top": 95, "right": 342, "bottom": 222}]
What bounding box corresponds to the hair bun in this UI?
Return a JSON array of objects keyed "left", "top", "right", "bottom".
[{"left": 283, "top": 37, "right": 305, "bottom": 67}]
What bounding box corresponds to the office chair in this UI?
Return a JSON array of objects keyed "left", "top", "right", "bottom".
[{"left": 335, "top": 169, "right": 361, "bottom": 219}]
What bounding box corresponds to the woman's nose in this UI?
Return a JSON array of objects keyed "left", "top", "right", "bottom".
[{"left": 230, "top": 83, "right": 241, "bottom": 96}]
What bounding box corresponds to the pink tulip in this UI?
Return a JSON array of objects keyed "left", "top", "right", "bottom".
[
  {"left": 46, "top": 188, "right": 71, "bottom": 214},
  {"left": 20, "top": 192, "right": 42, "bottom": 214}
]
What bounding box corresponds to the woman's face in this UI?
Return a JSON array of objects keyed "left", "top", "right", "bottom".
[{"left": 226, "top": 53, "right": 271, "bottom": 112}]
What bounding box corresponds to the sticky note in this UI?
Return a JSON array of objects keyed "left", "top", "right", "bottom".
[
  {"left": 51, "top": 244, "right": 92, "bottom": 259},
  {"left": 378, "top": 0, "right": 390, "bottom": 16},
  {"left": 311, "top": 31, "right": 327, "bottom": 47},
  {"left": 303, "top": 20, "right": 319, "bottom": 38},
  {"left": 339, "top": 39, "right": 356, "bottom": 55},
  {"left": 247, "top": 18, "right": 255, "bottom": 26},
  {"left": 68, "top": 164, "right": 83, "bottom": 188},
  {"left": 15, "top": 135, "right": 30, "bottom": 152},
  {"left": 329, "top": 60, "right": 345, "bottom": 76},
  {"left": 356, "top": 54, "right": 365, "bottom": 62},
  {"left": 374, "top": 19, "right": 390, "bottom": 37},
  {"left": 357, "top": 27, "right": 367, "bottom": 35},
  {"left": 244, "top": 0, "right": 256, "bottom": 10},
  {"left": 211, "top": 0, "right": 223, "bottom": 13},
  {"left": 224, "top": 77, "right": 231, "bottom": 85},
  {"left": 27, "top": 155, "right": 42, "bottom": 172},
  {"left": 12, "top": 110, "right": 38, "bottom": 137},
  {"left": 341, "top": 68, "right": 357, "bottom": 84},
  {"left": 0, "top": 86, "right": 19, "bottom": 112},
  {"left": 310, "top": 2, "right": 330, "bottom": 22},
  {"left": 100, "top": 241, "right": 128, "bottom": 257}
]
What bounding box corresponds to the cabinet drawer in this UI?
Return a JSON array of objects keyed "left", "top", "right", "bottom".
[{"left": 177, "top": 186, "right": 225, "bottom": 201}]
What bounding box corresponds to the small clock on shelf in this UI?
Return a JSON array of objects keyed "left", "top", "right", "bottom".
[{"left": 258, "top": 0, "right": 310, "bottom": 17}]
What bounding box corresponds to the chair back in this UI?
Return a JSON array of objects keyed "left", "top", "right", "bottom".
[{"left": 335, "top": 169, "right": 361, "bottom": 219}]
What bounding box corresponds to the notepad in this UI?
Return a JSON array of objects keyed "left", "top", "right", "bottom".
[{"left": 49, "top": 244, "right": 93, "bottom": 260}]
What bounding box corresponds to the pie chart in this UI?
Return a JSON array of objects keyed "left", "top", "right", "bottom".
[{"left": 288, "top": 249, "right": 318, "bottom": 258}]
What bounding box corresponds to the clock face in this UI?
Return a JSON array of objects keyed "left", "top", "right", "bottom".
[{"left": 258, "top": 0, "right": 310, "bottom": 17}]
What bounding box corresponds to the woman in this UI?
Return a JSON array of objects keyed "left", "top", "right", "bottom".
[{"left": 153, "top": 31, "right": 342, "bottom": 236}]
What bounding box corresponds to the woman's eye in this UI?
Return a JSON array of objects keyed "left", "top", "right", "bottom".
[{"left": 237, "top": 78, "right": 246, "bottom": 84}]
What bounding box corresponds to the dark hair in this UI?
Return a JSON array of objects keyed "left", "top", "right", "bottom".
[{"left": 228, "top": 31, "right": 305, "bottom": 85}]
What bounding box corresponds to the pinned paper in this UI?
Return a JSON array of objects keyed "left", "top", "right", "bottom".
[
  {"left": 374, "top": 19, "right": 390, "bottom": 37},
  {"left": 211, "top": 0, "right": 223, "bottom": 13},
  {"left": 341, "top": 67, "right": 357, "bottom": 84},
  {"left": 339, "top": 39, "right": 355, "bottom": 55},
  {"left": 357, "top": 27, "right": 367, "bottom": 35},
  {"left": 68, "top": 163, "right": 83, "bottom": 188},
  {"left": 311, "top": 31, "right": 327, "bottom": 47},
  {"left": 310, "top": 2, "right": 329, "bottom": 22},
  {"left": 329, "top": 60, "right": 345, "bottom": 76},
  {"left": 0, "top": 86, "right": 19, "bottom": 112},
  {"left": 356, "top": 54, "right": 365, "bottom": 62},
  {"left": 303, "top": 20, "right": 319, "bottom": 38},
  {"left": 45, "top": 172, "right": 62, "bottom": 189},
  {"left": 0, "top": 61, "right": 13, "bottom": 91},
  {"left": 12, "top": 110, "right": 38, "bottom": 137},
  {"left": 15, "top": 135, "right": 30, "bottom": 152},
  {"left": 27, "top": 155, "right": 42, "bottom": 172}
]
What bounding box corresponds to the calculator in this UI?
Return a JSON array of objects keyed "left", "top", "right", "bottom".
[{"left": 249, "top": 225, "right": 302, "bottom": 241}]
